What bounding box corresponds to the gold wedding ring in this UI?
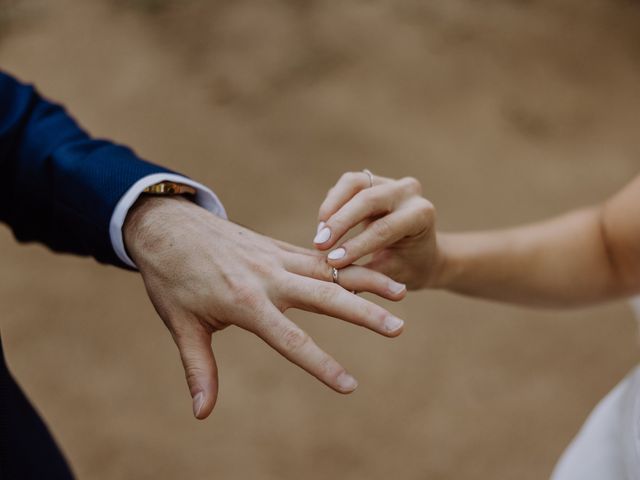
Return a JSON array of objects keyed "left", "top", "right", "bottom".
[
  {"left": 362, "top": 169, "right": 374, "bottom": 188},
  {"left": 331, "top": 266, "right": 356, "bottom": 294},
  {"left": 331, "top": 267, "right": 339, "bottom": 284}
]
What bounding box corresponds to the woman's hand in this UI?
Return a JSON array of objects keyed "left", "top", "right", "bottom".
[
  {"left": 314, "top": 171, "right": 440, "bottom": 290},
  {"left": 124, "top": 196, "right": 406, "bottom": 420}
]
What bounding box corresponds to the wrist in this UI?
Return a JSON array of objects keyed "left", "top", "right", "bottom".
[
  {"left": 425, "top": 233, "right": 460, "bottom": 290},
  {"left": 123, "top": 195, "right": 195, "bottom": 266}
]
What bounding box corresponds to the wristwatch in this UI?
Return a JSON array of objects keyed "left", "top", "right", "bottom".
[{"left": 143, "top": 181, "right": 197, "bottom": 196}]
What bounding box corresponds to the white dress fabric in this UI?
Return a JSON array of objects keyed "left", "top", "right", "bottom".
[
  {"left": 551, "top": 366, "right": 640, "bottom": 479},
  {"left": 551, "top": 296, "right": 640, "bottom": 480}
]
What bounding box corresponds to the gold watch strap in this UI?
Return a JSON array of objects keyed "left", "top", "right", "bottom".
[{"left": 143, "top": 181, "right": 197, "bottom": 196}]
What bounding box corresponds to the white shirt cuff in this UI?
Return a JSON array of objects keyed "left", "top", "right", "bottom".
[{"left": 109, "top": 173, "right": 228, "bottom": 268}]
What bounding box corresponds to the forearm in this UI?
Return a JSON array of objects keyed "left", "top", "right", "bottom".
[
  {"left": 0, "top": 71, "right": 229, "bottom": 270},
  {"left": 0, "top": 71, "right": 171, "bottom": 266},
  {"left": 433, "top": 207, "right": 629, "bottom": 308}
]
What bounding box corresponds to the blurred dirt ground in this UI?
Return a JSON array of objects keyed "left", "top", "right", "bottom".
[{"left": 1, "top": 0, "right": 640, "bottom": 478}]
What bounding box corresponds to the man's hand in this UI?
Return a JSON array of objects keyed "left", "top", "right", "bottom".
[{"left": 124, "top": 196, "right": 406, "bottom": 419}]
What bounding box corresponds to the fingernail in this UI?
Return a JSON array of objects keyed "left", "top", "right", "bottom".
[
  {"left": 388, "top": 281, "right": 406, "bottom": 295},
  {"left": 328, "top": 247, "right": 346, "bottom": 260},
  {"left": 314, "top": 226, "right": 331, "bottom": 244},
  {"left": 317, "top": 221, "right": 326, "bottom": 233},
  {"left": 192, "top": 392, "right": 205, "bottom": 418},
  {"left": 384, "top": 316, "right": 404, "bottom": 333},
  {"left": 336, "top": 372, "right": 358, "bottom": 392}
]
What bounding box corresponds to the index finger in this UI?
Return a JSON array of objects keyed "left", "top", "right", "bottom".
[{"left": 318, "top": 171, "right": 390, "bottom": 223}]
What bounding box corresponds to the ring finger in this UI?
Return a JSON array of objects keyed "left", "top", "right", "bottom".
[
  {"left": 282, "top": 273, "right": 405, "bottom": 337},
  {"left": 283, "top": 254, "right": 406, "bottom": 301}
]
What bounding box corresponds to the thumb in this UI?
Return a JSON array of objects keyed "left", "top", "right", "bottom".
[{"left": 174, "top": 324, "right": 219, "bottom": 420}]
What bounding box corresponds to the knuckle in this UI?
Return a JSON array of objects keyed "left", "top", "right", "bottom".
[
  {"left": 400, "top": 176, "right": 423, "bottom": 194},
  {"left": 363, "top": 186, "right": 384, "bottom": 203},
  {"left": 320, "top": 283, "right": 342, "bottom": 303},
  {"left": 354, "top": 300, "right": 387, "bottom": 328},
  {"left": 372, "top": 217, "right": 393, "bottom": 238},
  {"left": 340, "top": 171, "right": 359, "bottom": 184},
  {"left": 282, "top": 327, "right": 309, "bottom": 353},
  {"left": 230, "top": 282, "right": 262, "bottom": 310},
  {"left": 328, "top": 211, "right": 354, "bottom": 235},
  {"left": 319, "top": 355, "right": 340, "bottom": 378},
  {"left": 327, "top": 213, "right": 344, "bottom": 231},
  {"left": 415, "top": 199, "right": 436, "bottom": 224},
  {"left": 368, "top": 305, "right": 389, "bottom": 326},
  {"left": 184, "top": 364, "right": 206, "bottom": 384},
  {"left": 364, "top": 187, "right": 393, "bottom": 211},
  {"left": 313, "top": 284, "right": 334, "bottom": 305},
  {"left": 355, "top": 187, "right": 378, "bottom": 207},
  {"left": 247, "top": 259, "right": 274, "bottom": 277},
  {"left": 312, "top": 257, "right": 333, "bottom": 282}
]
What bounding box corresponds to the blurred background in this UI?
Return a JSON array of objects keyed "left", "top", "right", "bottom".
[{"left": 1, "top": 0, "right": 640, "bottom": 478}]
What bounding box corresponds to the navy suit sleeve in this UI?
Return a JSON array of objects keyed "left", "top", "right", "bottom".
[{"left": 0, "top": 71, "right": 172, "bottom": 268}]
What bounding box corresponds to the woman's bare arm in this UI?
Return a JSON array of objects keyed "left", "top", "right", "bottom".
[{"left": 315, "top": 172, "right": 640, "bottom": 308}]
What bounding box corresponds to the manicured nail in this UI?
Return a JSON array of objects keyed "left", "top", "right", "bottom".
[
  {"left": 384, "top": 316, "right": 404, "bottom": 333},
  {"left": 328, "top": 247, "right": 346, "bottom": 260},
  {"left": 192, "top": 392, "right": 205, "bottom": 418},
  {"left": 388, "top": 281, "right": 406, "bottom": 295},
  {"left": 317, "top": 221, "right": 326, "bottom": 233},
  {"left": 336, "top": 372, "right": 358, "bottom": 392},
  {"left": 314, "top": 227, "right": 331, "bottom": 244}
]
